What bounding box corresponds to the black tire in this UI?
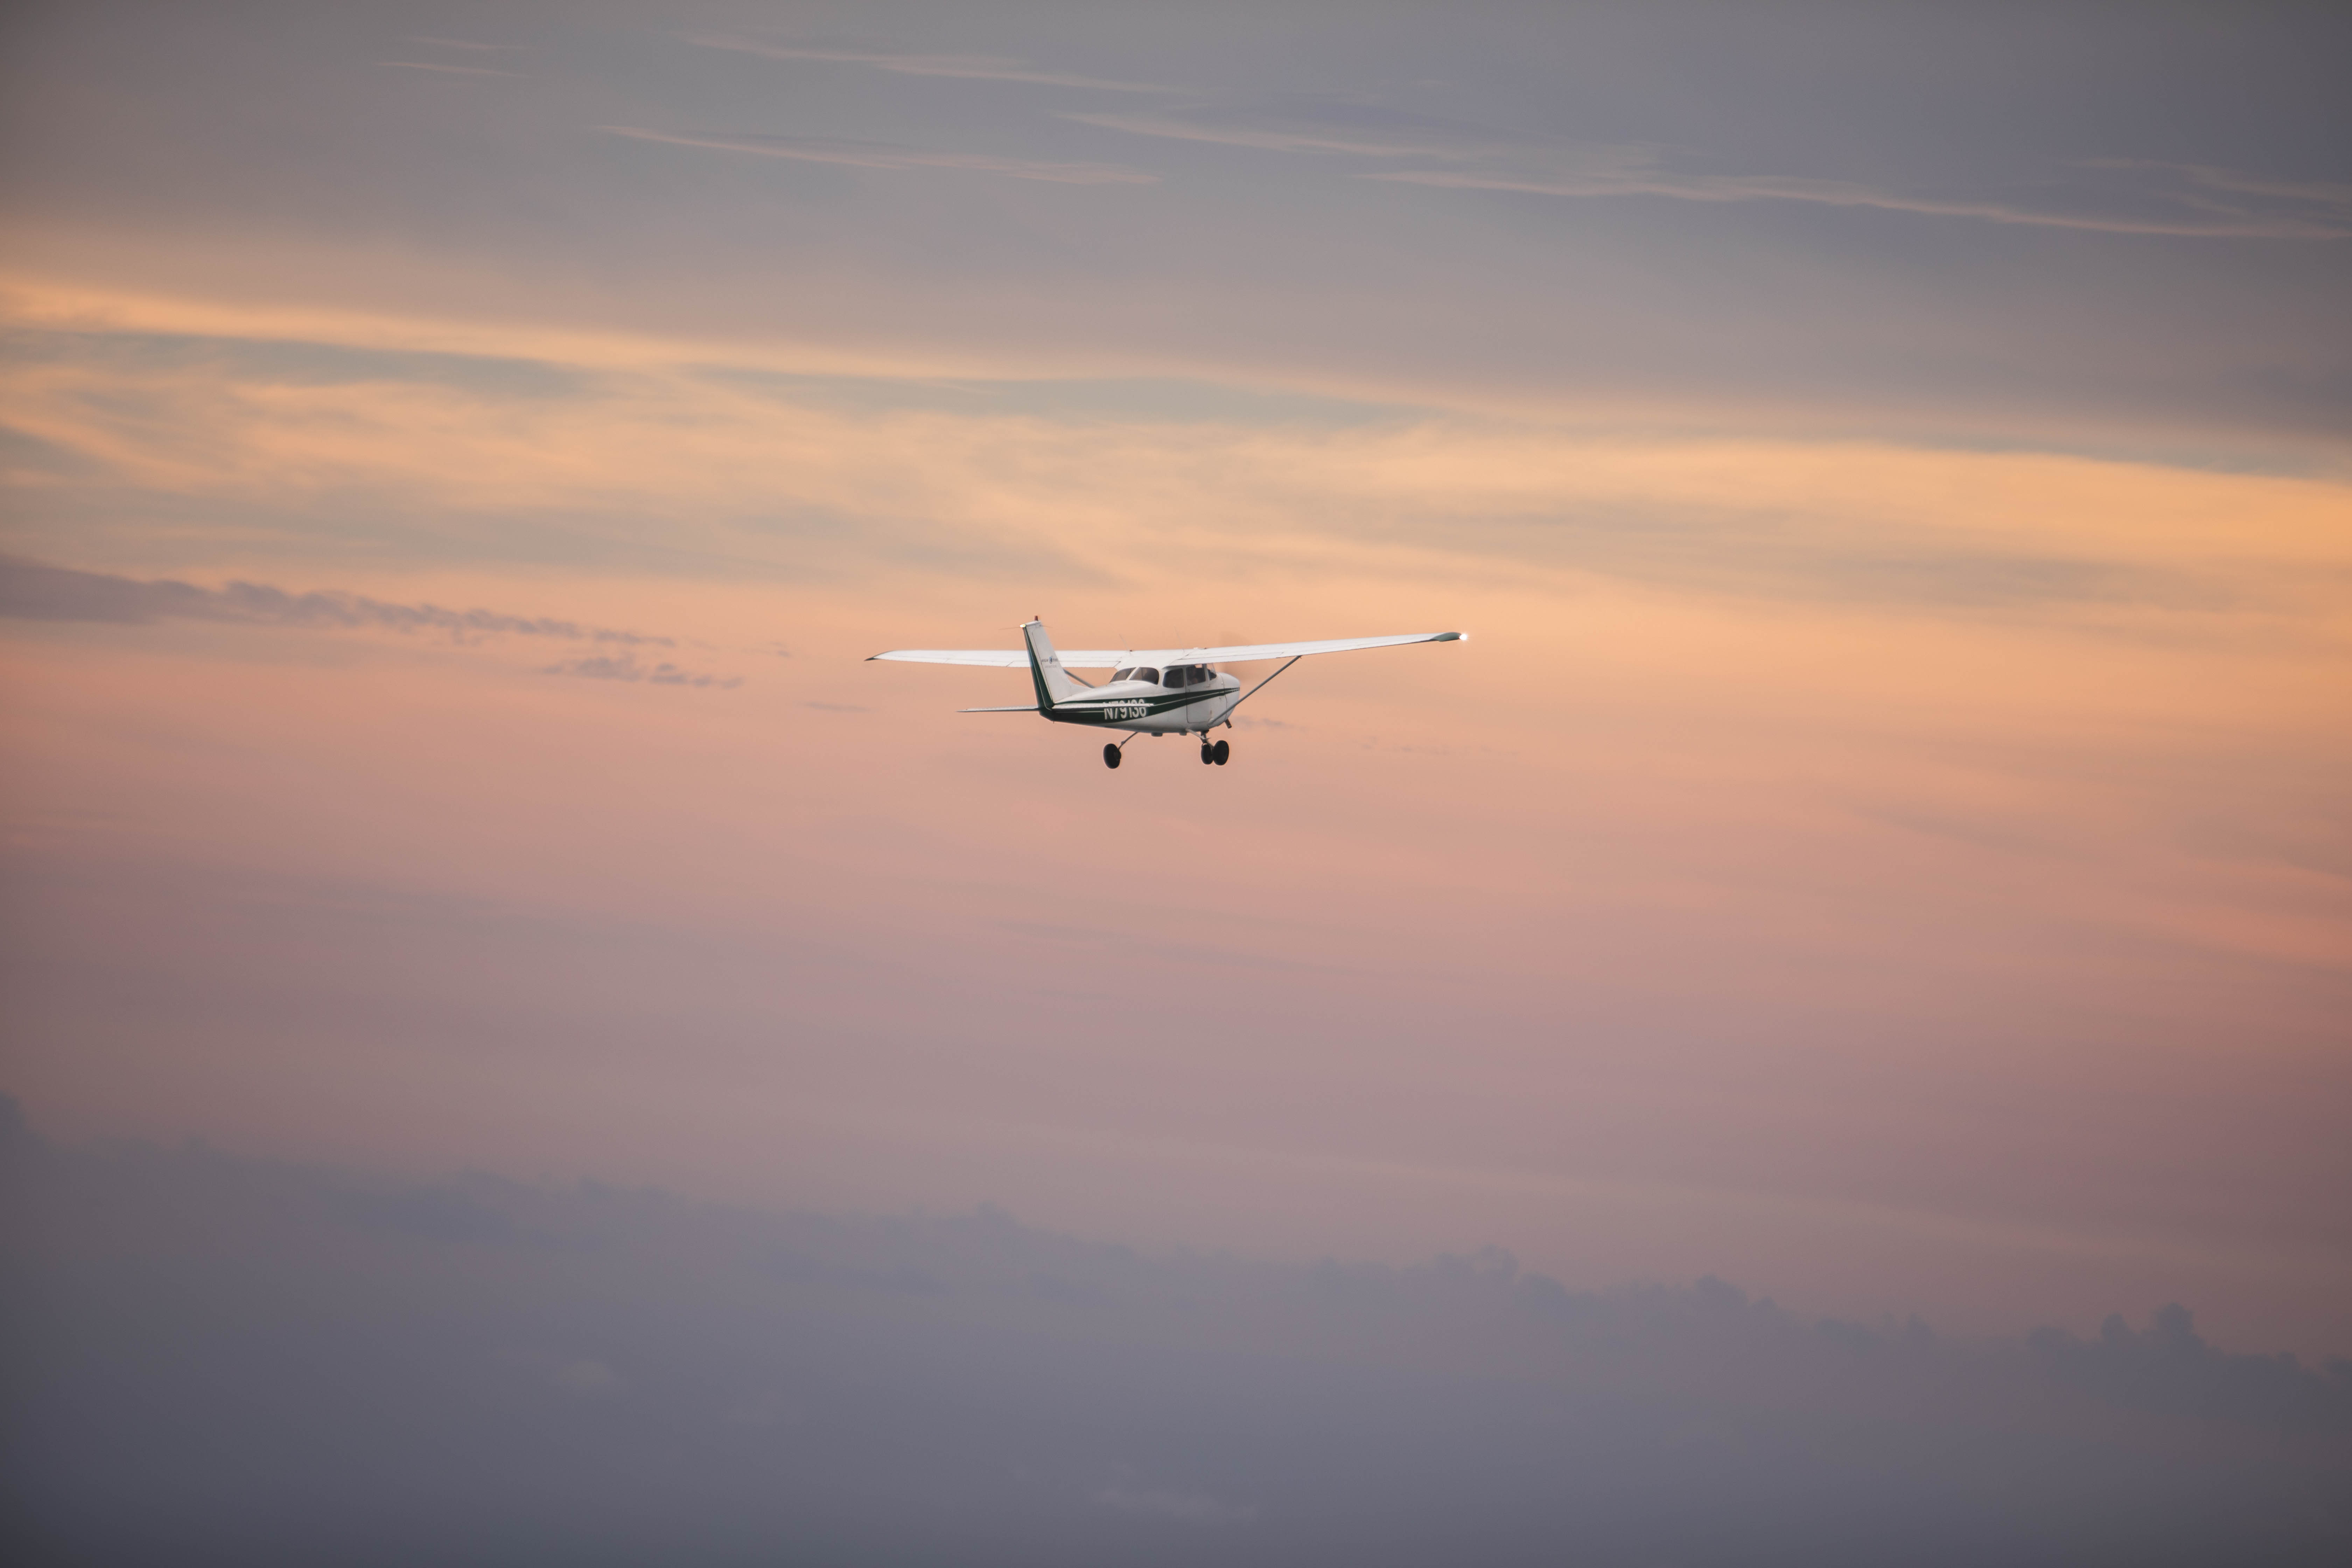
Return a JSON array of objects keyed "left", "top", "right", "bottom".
[
  {"left": 1103, "top": 743, "right": 1121, "bottom": 769},
  {"left": 1212, "top": 739, "right": 1230, "bottom": 765},
  {"left": 1199, "top": 743, "right": 1214, "bottom": 765}
]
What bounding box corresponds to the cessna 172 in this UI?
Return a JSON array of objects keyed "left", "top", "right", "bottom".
[{"left": 869, "top": 619, "right": 1465, "bottom": 768}]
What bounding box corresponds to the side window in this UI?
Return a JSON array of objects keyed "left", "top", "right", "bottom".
[
  {"left": 1133, "top": 667, "right": 1160, "bottom": 686},
  {"left": 1112, "top": 667, "right": 1134, "bottom": 682}
]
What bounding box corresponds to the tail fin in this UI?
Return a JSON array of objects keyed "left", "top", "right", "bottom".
[{"left": 1021, "top": 619, "right": 1088, "bottom": 712}]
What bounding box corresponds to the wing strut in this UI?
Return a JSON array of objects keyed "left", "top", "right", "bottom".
[{"left": 1228, "top": 656, "right": 1302, "bottom": 715}]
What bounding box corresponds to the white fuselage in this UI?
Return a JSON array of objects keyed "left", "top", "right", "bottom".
[{"left": 1046, "top": 664, "right": 1243, "bottom": 734}]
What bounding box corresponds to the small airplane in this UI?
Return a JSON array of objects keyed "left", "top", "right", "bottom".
[{"left": 869, "top": 619, "right": 1465, "bottom": 768}]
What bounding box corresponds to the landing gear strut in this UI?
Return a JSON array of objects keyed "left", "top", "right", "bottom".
[{"left": 1102, "top": 743, "right": 1122, "bottom": 770}]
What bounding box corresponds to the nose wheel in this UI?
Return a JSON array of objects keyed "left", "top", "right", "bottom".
[{"left": 1199, "top": 739, "right": 1230, "bottom": 766}]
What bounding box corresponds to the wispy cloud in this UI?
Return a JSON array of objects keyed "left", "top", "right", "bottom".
[
  {"left": 385, "top": 35, "right": 524, "bottom": 79},
  {"left": 686, "top": 34, "right": 1172, "bottom": 94},
  {"left": 0, "top": 555, "right": 672, "bottom": 646},
  {"left": 406, "top": 37, "right": 519, "bottom": 54},
  {"left": 2083, "top": 159, "right": 2352, "bottom": 206},
  {"left": 543, "top": 651, "right": 740, "bottom": 688},
  {"left": 1068, "top": 105, "right": 2350, "bottom": 239},
  {"left": 1061, "top": 107, "right": 1494, "bottom": 161},
  {"left": 600, "top": 126, "right": 1157, "bottom": 186},
  {"left": 379, "top": 61, "right": 522, "bottom": 79},
  {"left": 1365, "top": 165, "right": 2352, "bottom": 239}
]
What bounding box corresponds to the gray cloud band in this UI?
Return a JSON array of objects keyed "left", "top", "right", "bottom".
[
  {"left": 0, "top": 555, "right": 673, "bottom": 646},
  {"left": 543, "top": 652, "right": 741, "bottom": 688},
  {"left": 0, "top": 555, "right": 740, "bottom": 686}
]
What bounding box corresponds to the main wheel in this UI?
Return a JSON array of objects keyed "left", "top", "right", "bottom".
[
  {"left": 1199, "top": 742, "right": 1215, "bottom": 765},
  {"left": 1212, "top": 739, "right": 1230, "bottom": 765},
  {"left": 1103, "top": 743, "right": 1121, "bottom": 769}
]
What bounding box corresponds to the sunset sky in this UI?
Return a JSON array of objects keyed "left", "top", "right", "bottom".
[{"left": 4, "top": 0, "right": 2348, "bottom": 1458}]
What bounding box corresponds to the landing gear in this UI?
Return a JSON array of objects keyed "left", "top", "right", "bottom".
[
  {"left": 1103, "top": 743, "right": 1122, "bottom": 770},
  {"left": 1199, "top": 741, "right": 1215, "bottom": 765},
  {"left": 1212, "top": 739, "right": 1230, "bottom": 765}
]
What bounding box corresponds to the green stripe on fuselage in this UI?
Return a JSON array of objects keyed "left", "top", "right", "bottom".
[{"left": 1045, "top": 686, "right": 1234, "bottom": 725}]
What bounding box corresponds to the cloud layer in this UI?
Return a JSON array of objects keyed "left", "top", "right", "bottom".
[
  {"left": 8, "top": 1, "right": 2346, "bottom": 454},
  {"left": 6, "top": 1109, "right": 2346, "bottom": 1565}
]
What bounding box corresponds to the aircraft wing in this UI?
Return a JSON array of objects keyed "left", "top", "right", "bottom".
[
  {"left": 868, "top": 632, "right": 1462, "bottom": 668},
  {"left": 1183, "top": 631, "right": 1464, "bottom": 663},
  {"left": 868, "top": 648, "right": 1126, "bottom": 669}
]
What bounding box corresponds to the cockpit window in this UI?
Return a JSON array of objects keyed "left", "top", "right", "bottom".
[
  {"left": 1111, "top": 667, "right": 1134, "bottom": 682},
  {"left": 1132, "top": 667, "right": 1160, "bottom": 686}
]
